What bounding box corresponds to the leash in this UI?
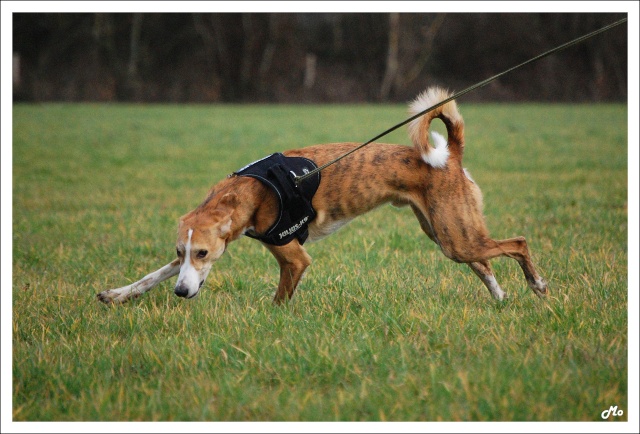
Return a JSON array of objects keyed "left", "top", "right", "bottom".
[{"left": 294, "top": 17, "right": 627, "bottom": 185}]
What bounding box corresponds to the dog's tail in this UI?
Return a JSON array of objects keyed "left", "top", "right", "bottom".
[{"left": 407, "top": 87, "right": 464, "bottom": 168}]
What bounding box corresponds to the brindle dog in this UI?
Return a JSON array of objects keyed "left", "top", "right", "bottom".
[{"left": 97, "top": 87, "right": 548, "bottom": 305}]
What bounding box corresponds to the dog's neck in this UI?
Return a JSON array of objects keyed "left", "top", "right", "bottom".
[{"left": 198, "top": 176, "right": 270, "bottom": 243}]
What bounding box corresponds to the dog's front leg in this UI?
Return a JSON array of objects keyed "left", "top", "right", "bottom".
[
  {"left": 264, "top": 241, "right": 312, "bottom": 304},
  {"left": 97, "top": 258, "right": 181, "bottom": 304}
]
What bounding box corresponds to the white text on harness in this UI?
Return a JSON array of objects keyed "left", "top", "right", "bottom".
[{"left": 279, "top": 216, "right": 309, "bottom": 240}]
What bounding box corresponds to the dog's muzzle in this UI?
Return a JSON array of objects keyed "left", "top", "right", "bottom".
[{"left": 174, "top": 280, "right": 204, "bottom": 298}]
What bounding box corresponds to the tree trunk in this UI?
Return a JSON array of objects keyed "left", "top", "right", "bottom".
[
  {"left": 126, "top": 13, "right": 143, "bottom": 99},
  {"left": 380, "top": 13, "right": 400, "bottom": 101}
]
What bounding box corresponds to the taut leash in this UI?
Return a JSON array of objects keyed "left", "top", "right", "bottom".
[{"left": 293, "top": 17, "right": 627, "bottom": 185}]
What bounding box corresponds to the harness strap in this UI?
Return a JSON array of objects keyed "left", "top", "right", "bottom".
[{"left": 234, "top": 153, "right": 321, "bottom": 246}]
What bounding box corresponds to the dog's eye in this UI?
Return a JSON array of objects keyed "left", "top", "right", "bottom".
[
  {"left": 176, "top": 248, "right": 183, "bottom": 258},
  {"left": 196, "top": 250, "right": 208, "bottom": 259}
]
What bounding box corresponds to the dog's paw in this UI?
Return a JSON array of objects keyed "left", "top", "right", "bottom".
[
  {"left": 96, "top": 290, "right": 118, "bottom": 304},
  {"left": 531, "top": 279, "right": 548, "bottom": 297},
  {"left": 495, "top": 291, "right": 509, "bottom": 301},
  {"left": 96, "top": 287, "right": 136, "bottom": 305}
]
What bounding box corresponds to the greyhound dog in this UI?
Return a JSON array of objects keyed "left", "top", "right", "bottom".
[{"left": 97, "top": 87, "right": 548, "bottom": 305}]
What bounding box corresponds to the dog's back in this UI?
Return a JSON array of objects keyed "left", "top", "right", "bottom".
[
  {"left": 286, "top": 87, "right": 470, "bottom": 243},
  {"left": 284, "top": 142, "right": 426, "bottom": 241}
]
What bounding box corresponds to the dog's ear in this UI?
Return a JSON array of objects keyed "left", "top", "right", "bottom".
[
  {"left": 218, "top": 217, "right": 232, "bottom": 238},
  {"left": 218, "top": 192, "right": 238, "bottom": 211},
  {"left": 217, "top": 193, "right": 237, "bottom": 238}
]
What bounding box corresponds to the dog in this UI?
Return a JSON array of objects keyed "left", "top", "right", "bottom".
[{"left": 97, "top": 87, "right": 548, "bottom": 305}]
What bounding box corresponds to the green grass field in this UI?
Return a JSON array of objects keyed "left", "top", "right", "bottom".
[{"left": 11, "top": 102, "right": 628, "bottom": 422}]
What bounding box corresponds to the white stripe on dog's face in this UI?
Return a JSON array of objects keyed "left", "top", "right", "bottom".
[
  {"left": 175, "top": 229, "right": 207, "bottom": 299},
  {"left": 174, "top": 215, "right": 230, "bottom": 300}
]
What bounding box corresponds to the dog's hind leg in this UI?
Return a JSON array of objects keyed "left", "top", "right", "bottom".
[
  {"left": 410, "top": 204, "right": 440, "bottom": 245},
  {"left": 468, "top": 260, "right": 506, "bottom": 301},
  {"left": 411, "top": 203, "right": 547, "bottom": 298},
  {"left": 479, "top": 237, "right": 548, "bottom": 297},
  {"left": 97, "top": 259, "right": 181, "bottom": 304},
  {"left": 264, "top": 240, "right": 312, "bottom": 304},
  {"left": 411, "top": 204, "right": 503, "bottom": 299},
  {"left": 454, "top": 237, "right": 547, "bottom": 298}
]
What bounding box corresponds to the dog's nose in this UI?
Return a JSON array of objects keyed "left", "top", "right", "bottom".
[{"left": 174, "top": 285, "right": 189, "bottom": 298}]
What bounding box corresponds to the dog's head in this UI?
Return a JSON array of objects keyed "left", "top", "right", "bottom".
[{"left": 174, "top": 193, "right": 237, "bottom": 299}]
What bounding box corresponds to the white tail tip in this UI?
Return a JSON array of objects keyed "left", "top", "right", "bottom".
[{"left": 422, "top": 131, "right": 449, "bottom": 168}]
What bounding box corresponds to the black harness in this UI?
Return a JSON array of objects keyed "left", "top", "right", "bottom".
[{"left": 234, "top": 153, "right": 321, "bottom": 246}]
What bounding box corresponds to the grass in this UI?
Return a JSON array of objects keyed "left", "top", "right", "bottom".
[{"left": 10, "top": 102, "right": 628, "bottom": 422}]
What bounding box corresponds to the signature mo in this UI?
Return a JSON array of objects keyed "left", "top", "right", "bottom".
[{"left": 601, "top": 405, "right": 624, "bottom": 420}]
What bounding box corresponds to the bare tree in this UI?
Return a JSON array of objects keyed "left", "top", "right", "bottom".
[
  {"left": 126, "top": 13, "right": 143, "bottom": 99},
  {"left": 400, "top": 13, "right": 446, "bottom": 87},
  {"left": 380, "top": 13, "right": 400, "bottom": 101}
]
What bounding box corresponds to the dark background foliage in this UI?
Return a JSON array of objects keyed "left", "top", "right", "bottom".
[{"left": 12, "top": 12, "right": 628, "bottom": 103}]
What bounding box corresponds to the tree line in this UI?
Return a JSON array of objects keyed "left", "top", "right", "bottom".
[{"left": 13, "top": 13, "right": 628, "bottom": 103}]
